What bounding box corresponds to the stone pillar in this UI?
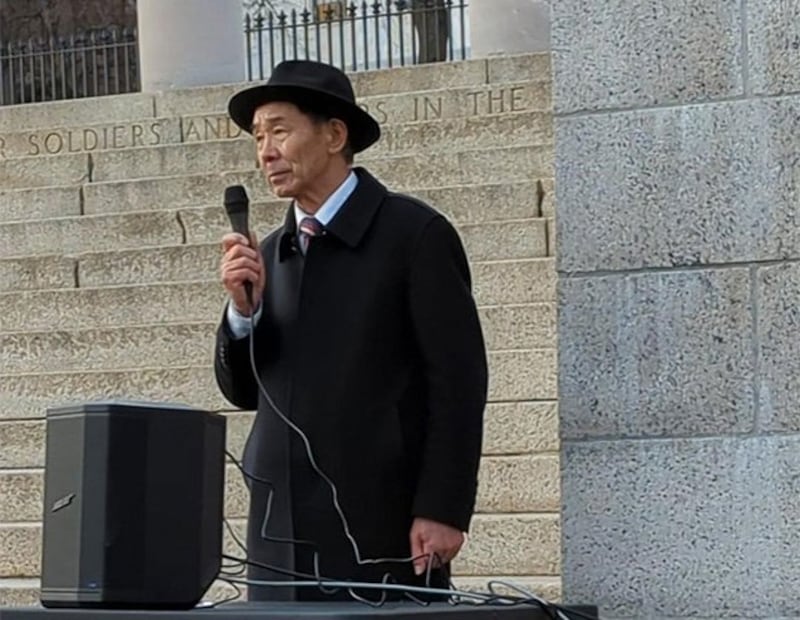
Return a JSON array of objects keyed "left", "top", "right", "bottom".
[
  {"left": 137, "top": 0, "right": 244, "bottom": 91},
  {"left": 554, "top": 2, "right": 800, "bottom": 619},
  {"left": 469, "top": 0, "right": 550, "bottom": 57}
]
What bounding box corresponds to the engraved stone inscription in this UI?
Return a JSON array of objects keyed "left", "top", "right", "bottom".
[
  {"left": 465, "top": 86, "right": 528, "bottom": 116},
  {"left": 23, "top": 122, "right": 163, "bottom": 156},
  {"left": 182, "top": 115, "right": 244, "bottom": 142},
  {"left": 357, "top": 100, "right": 389, "bottom": 124}
]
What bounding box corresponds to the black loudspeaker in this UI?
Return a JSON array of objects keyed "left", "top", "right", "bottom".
[{"left": 39, "top": 401, "right": 226, "bottom": 610}]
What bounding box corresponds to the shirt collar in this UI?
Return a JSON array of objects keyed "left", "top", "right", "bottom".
[{"left": 293, "top": 170, "right": 358, "bottom": 228}]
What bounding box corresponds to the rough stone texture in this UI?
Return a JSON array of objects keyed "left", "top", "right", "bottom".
[
  {"left": 0, "top": 119, "right": 182, "bottom": 160},
  {"left": 349, "top": 59, "right": 489, "bottom": 98},
  {"left": 561, "top": 436, "right": 800, "bottom": 618},
  {"left": 0, "top": 421, "right": 44, "bottom": 469},
  {"left": 0, "top": 153, "right": 88, "bottom": 189},
  {"left": 464, "top": 219, "right": 548, "bottom": 262},
  {"left": 0, "top": 526, "right": 40, "bottom": 577},
  {"left": 0, "top": 186, "right": 81, "bottom": 224},
  {"left": 364, "top": 145, "right": 553, "bottom": 190},
  {"left": 369, "top": 112, "right": 553, "bottom": 156},
  {"left": 0, "top": 94, "right": 155, "bottom": 132},
  {"left": 0, "top": 282, "right": 225, "bottom": 332},
  {"left": 0, "top": 211, "right": 182, "bottom": 258},
  {"left": 453, "top": 576, "right": 561, "bottom": 603},
  {"left": 473, "top": 259, "right": 556, "bottom": 305},
  {"left": 476, "top": 455, "right": 560, "bottom": 512},
  {"left": 0, "top": 472, "right": 42, "bottom": 523},
  {"left": 453, "top": 515, "right": 560, "bottom": 576},
  {"left": 78, "top": 245, "right": 221, "bottom": 288},
  {"left": 480, "top": 303, "right": 556, "bottom": 350},
  {"left": 483, "top": 402, "right": 559, "bottom": 455},
  {"left": 0, "top": 256, "right": 75, "bottom": 293},
  {"left": 488, "top": 349, "right": 556, "bottom": 402},
  {"left": 551, "top": 0, "right": 744, "bottom": 114},
  {"left": 0, "top": 580, "right": 39, "bottom": 607},
  {"left": 0, "top": 323, "right": 218, "bottom": 374},
  {"left": 559, "top": 269, "right": 754, "bottom": 439},
  {"left": 0, "top": 366, "right": 228, "bottom": 421},
  {"left": 488, "top": 54, "right": 552, "bottom": 86},
  {"left": 757, "top": 263, "right": 800, "bottom": 432},
  {"left": 83, "top": 170, "right": 266, "bottom": 214},
  {"left": 91, "top": 139, "right": 257, "bottom": 182},
  {"left": 186, "top": 79, "right": 548, "bottom": 128},
  {"left": 749, "top": 0, "right": 800, "bottom": 96},
  {"left": 556, "top": 97, "right": 800, "bottom": 272}
]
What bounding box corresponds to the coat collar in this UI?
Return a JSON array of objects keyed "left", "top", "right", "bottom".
[{"left": 278, "top": 167, "right": 386, "bottom": 261}]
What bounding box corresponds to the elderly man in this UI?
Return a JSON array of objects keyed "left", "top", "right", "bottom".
[{"left": 214, "top": 60, "right": 487, "bottom": 602}]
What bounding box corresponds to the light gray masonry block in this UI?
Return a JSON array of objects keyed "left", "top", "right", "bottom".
[
  {"left": 556, "top": 97, "right": 800, "bottom": 273},
  {"left": 758, "top": 263, "right": 800, "bottom": 432},
  {"left": 748, "top": 0, "right": 800, "bottom": 95},
  {"left": 0, "top": 366, "right": 227, "bottom": 420},
  {"left": 559, "top": 268, "right": 754, "bottom": 438},
  {"left": 0, "top": 93, "right": 155, "bottom": 132},
  {"left": 562, "top": 435, "right": 800, "bottom": 618},
  {"left": 91, "top": 140, "right": 256, "bottom": 182},
  {"left": 0, "top": 282, "right": 226, "bottom": 332},
  {"left": 0, "top": 186, "right": 82, "bottom": 223},
  {"left": 551, "top": 0, "right": 744, "bottom": 113}
]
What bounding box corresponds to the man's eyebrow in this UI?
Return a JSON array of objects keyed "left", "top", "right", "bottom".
[{"left": 252, "top": 115, "right": 287, "bottom": 132}]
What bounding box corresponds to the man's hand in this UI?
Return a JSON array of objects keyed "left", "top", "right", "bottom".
[
  {"left": 409, "top": 517, "right": 465, "bottom": 576},
  {"left": 220, "top": 231, "right": 265, "bottom": 315}
]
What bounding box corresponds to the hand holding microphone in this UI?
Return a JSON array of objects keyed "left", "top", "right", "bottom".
[{"left": 221, "top": 185, "right": 265, "bottom": 316}]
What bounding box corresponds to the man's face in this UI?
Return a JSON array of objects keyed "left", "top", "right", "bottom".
[{"left": 251, "top": 101, "right": 334, "bottom": 201}]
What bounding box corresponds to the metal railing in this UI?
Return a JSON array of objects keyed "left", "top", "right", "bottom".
[
  {"left": 0, "top": 27, "right": 139, "bottom": 107},
  {"left": 244, "top": 0, "right": 469, "bottom": 80}
]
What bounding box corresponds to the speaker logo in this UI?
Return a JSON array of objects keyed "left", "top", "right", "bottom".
[{"left": 52, "top": 493, "right": 76, "bottom": 512}]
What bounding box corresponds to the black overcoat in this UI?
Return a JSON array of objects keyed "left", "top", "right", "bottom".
[{"left": 214, "top": 167, "right": 488, "bottom": 601}]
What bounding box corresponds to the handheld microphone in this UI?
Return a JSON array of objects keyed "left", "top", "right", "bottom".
[{"left": 223, "top": 184, "right": 253, "bottom": 306}]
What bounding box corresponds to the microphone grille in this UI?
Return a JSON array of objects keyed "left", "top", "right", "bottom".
[{"left": 224, "top": 185, "right": 249, "bottom": 213}]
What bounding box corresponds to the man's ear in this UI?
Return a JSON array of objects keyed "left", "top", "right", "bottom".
[{"left": 327, "top": 118, "right": 349, "bottom": 155}]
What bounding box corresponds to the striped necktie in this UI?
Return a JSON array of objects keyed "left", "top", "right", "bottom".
[{"left": 298, "top": 216, "right": 323, "bottom": 255}]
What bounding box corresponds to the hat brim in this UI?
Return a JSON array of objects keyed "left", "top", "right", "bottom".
[{"left": 228, "top": 83, "right": 381, "bottom": 153}]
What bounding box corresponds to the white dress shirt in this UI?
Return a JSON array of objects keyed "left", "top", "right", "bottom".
[{"left": 226, "top": 170, "right": 359, "bottom": 339}]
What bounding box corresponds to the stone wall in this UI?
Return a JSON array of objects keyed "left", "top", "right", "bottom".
[{"left": 554, "top": 2, "right": 800, "bottom": 618}]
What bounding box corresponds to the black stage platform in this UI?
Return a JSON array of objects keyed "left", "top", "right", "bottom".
[{"left": 0, "top": 602, "right": 597, "bottom": 620}]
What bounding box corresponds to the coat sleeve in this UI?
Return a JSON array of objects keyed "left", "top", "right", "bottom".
[
  {"left": 407, "top": 215, "right": 488, "bottom": 532},
  {"left": 213, "top": 306, "right": 260, "bottom": 411}
]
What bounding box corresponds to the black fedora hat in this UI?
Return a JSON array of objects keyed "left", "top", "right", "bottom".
[{"left": 228, "top": 60, "right": 381, "bottom": 153}]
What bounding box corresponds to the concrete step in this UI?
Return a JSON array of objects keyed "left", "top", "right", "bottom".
[
  {"left": 83, "top": 144, "right": 551, "bottom": 210},
  {"left": 0, "top": 252, "right": 555, "bottom": 331},
  {"left": 1, "top": 398, "right": 555, "bottom": 466},
  {"left": 0, "top": 53, "right": 550, "bottom": 135},
  {"left": 68, "top": 219, "right": 545, "bottom": 288},
  {"left": 0, "top": 108, "right": 551, "bottom": 162},
  {"left": 0, "top": 578, "right": 39, "bottom": 607},
  {"left": 152, "top": 53, "right": 551, "bottom": 117},
  {"left": 0, "top": 186, "right": 83, "bottom": 224},
  {"left": 0, "top": 453, "right": 557, "bottom": 529},
  {"left": 0, "top": 180, "right": 552, "bottom": 259},
  {"left": 90, "top": 138, "right": 257, "bottom": 183},
  {"left": 0, "top": 152, "right": 88, "bottom": 190},
  {"left": 0, "top": 93, "right": 156, "bottom": 133},
  {"left": 0, "top": 512, "right": 558, "bottom": 578},
  {"left": 0, "top": 345, "right": 555, "bottom": 423},
  {"left": 0, "top": 365, "right": 226, "bottom": 422},
  {"left": 86, "top": 140, "right": 550, "bottom": 184},
  {"left": 0, "top": 302, "right": 553, "bottom": 375}
]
